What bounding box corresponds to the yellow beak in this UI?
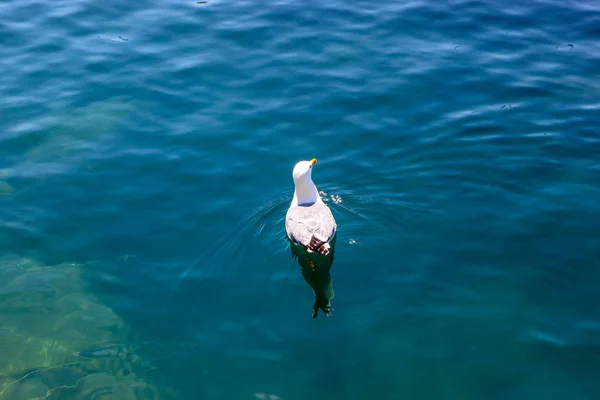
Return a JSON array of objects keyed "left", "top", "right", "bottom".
[{"left": 310, "top": 158, "right": 317, "bottom": 166}]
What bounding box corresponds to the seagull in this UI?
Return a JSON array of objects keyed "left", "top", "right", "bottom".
[
  {"left": 285, "top": 158, "right": 337, "bottom": 318},
  {"left": 285, "top": 158, "right": 337, "bottom": 259}
]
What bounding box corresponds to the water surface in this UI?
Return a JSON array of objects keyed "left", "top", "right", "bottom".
[{"left": 1, "top": 0, "right": 600, "bottom": 398}]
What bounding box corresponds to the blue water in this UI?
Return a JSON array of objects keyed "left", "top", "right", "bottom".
[{"left": 2, "top": 0, "right": 600, "bottom": 398}]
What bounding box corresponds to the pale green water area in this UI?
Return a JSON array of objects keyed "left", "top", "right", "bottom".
[{"left": 1, "top": 0, "right": 600, "bottom": 398}]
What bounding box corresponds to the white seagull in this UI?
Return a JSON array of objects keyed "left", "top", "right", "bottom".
[{"left": 285, "top": 158, "right": 337, "bottom": 261}]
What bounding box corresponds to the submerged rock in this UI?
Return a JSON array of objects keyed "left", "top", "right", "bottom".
[{"left": 0, "top": 255, "right": 175, "bottom": 399}]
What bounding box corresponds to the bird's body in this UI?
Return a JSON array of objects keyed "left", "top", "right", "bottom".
[
  {"left": 285, "top": 202, "right": 336, "bottom": 255},
  {"left": 285, "top": 158, "right": 338, "bottom": 318}
]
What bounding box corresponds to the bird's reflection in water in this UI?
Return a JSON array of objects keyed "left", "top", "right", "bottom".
[{"left": 288, "top": 235, "right": 337, "bottom": 318}]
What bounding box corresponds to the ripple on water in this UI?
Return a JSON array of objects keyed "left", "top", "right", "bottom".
[{"left": 177, "top": 192, "right": 292, "bottom": 283}]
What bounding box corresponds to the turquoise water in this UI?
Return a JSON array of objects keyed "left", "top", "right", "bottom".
[{"left": 2, "top": 0, "right": 600, "bottom": 397}]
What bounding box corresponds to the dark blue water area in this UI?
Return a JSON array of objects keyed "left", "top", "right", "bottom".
[{"left": 1, "top": 0, "right": 600, "bottom": 398}]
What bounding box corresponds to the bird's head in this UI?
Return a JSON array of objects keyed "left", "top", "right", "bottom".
[{"left": 292, "top": 158, "right": 317, "bottom": 183}]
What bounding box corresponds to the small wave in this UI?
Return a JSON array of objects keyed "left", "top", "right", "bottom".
[{"left": 176, "top": 191, "right": 291, "bottom": 285}]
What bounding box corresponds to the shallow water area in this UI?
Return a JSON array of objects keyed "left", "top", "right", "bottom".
[{"left": 0, "top": 255, "right": 172, "bottom": 399}]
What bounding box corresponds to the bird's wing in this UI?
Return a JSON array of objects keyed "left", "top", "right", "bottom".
[{"left": 285, "top": 202, "right": 337, "bottom": 249}]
